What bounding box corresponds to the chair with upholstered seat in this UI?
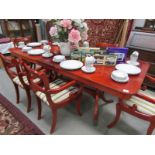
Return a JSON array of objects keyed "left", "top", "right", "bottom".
[
  {"left": 0, "top": 54, "right": 45, "bottom": 112},
  {"left": 108, "top": 75, "right": 155, "bottom": 135},
  {"left": 23, "top": 63, "right": 83, "bottom": 133}
]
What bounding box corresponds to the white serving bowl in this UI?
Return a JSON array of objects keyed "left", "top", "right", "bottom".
[
  {"left": 111, "top": 70, "right": 129, "bottom": 82},
  {"left": 53, "top": 55, "right": 65, "bottom": 63}
]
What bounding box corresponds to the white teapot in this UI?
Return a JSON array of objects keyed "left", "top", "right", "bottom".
[{"left": 85, "top": 55, "right": 95, "bottom": 70}]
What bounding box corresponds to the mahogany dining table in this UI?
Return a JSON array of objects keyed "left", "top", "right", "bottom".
[{"left": 9, "top": 47, "right": 150, "bottom": 122}]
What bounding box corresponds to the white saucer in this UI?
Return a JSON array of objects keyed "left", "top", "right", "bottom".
[
  {"left": 81, "top": 66, "right": 96, "bottom": 73},
  {"left": 111, "top": 74, "right": 129, "bottom": 83},
  {"left": 126, "top": 60, "right": 140, "bottom": 66},
  {"left": 42, "top": 53, "right": 53, "bottom": 58}
]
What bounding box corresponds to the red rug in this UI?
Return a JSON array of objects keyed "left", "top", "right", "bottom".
[{"left": 0, "top": 93, "right": 44, "bottom": 135}]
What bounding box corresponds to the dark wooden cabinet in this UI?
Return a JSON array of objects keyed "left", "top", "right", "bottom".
[{"left": 3, "top": 19, "right": 37, "bottom": 41}]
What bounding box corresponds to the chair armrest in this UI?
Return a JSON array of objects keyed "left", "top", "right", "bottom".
[
  {"left": 135, "top": 93, "right": 155, "bottom": 104},
  {"left": 47, "top": 80, "right": 77, "bottom": 94},
  {"left": 145, "top": 74, "right": 155, "bottom": 84}
]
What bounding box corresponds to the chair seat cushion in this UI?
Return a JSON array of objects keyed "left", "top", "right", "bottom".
[
  {"left": 13, "top": 76, "right": 40, "bottom": 87},
  {"left": 125, "top": 89, "right": 155, "bottom": 115},
  {"left": 36, "top": 79, "right": 79, "bottom": 105}
]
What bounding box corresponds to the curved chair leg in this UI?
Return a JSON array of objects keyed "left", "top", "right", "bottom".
[
  {"left": 76, "top": 95, "right": 82, "bottom": 116},
  {"left": 50, "top": 109, "right": 57, "bottom": 134},
  {"left": 35, "top": 95, "right": 42, "bottom": 120},
  {"left": 93, "top": 93, "right": 99, "bottom": 122},
  {"left": 147, "top": 122, "right": 155, "bottom": 135},
  {"left": 25, "top": 88, "right": 31, "bottom": 113},
  {"left": 108, "top": 103, "right": 122, "bottom": 128},
  {"left": 13, "top": 83, "right": 20, "bottom": 104}
]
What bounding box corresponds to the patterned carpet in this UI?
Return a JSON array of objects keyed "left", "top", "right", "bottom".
[{"left": 0, "top": 93, "right": 44, "bottom": 135}]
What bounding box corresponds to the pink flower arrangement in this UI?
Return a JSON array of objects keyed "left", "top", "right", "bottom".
[
  {"left": 60, "top": 19, "right": 72, "bottom": 29},
  {"left": 49, "top": 19, "right": 88, "bottom": 43},
  {"left": 68, "top": 29, "right": 81, "bottom": 43},
  {"left": 49, "top": 26, "right": 58, "bottom": 36}
]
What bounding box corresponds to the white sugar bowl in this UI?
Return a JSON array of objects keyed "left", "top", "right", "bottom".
[{"left": 53, "top": 55, "right": 65, "bottom": 63}]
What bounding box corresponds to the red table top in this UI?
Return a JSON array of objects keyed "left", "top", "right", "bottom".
[{"left": 9, "top": 47, "right": 150, "bottom": 99}]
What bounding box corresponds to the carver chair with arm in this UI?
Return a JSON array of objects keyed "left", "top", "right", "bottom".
[
  {"left": 23, "top": 62, "right": 83, "bottom": 134},
  {"left": 0, "top": 54, "right": 47, "bottom": 112},
  {"left": 108, "top": 74, "right": 155, "bottom": 135}
]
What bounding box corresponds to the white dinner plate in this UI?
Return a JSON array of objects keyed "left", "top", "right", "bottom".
[
  {"left": 115, "top": 64, "right": 141, "bottom": 75},
  {"left": 27, "top": 42, "right": 42, "bottom": 47},
  {"left": 81, "top": 66, "right": 96, "bottom": 73},
  {"left": 28, "top": 49, "right": 45, "bottom": 55},
  {"left": 126, "top": 60, "right": 140, "bottom": 66},
  {"left": 60, "top": 60, "right": 83, "bottom": 70}
]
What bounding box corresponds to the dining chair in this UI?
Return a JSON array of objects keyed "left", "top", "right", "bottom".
[
  {"left": 11, "top": 36, "right": 32, "bottom": 47},
  {"left": 0, "top": 54, "right": 46, "bottom": 112},
  {"left": 23, "top": 63, "right": 83, "bottom": 133},
  {"left": 108, "top": 75, "right": 155, "bottom": 135},
  {"left": 96, "top": 42, "right": 119, "bottom": 49}
]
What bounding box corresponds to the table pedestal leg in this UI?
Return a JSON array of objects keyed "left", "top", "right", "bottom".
[{"left": 99, "top": 91, "right": 113, "bottom": 104}]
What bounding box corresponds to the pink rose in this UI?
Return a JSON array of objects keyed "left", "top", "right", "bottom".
[
  {"left": 49, "top": 26, "right": 58, "bottom": 36},
  {"left": 68, "top": 29, "right": 81, "bottom": 43},
  {"left": 81, "top": 31, "right": 88, "bottom": 41},
  {"left": 60, "top": 19, "right": 72, "bottom": 29}
]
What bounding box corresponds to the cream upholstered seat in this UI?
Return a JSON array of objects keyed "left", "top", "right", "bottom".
[
  {"left": 125, "top": 89, "right": 155, "bottom": 115},
  {"left": 13, "top": 76, "right": 40, "bottom": 88},
  {"left": 36, "top": 79, "right": 79, "bottom": 105}
]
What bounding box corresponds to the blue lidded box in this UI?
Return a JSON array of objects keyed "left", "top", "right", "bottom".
[{"left": 106, "top": 47, "right": 128, "bottom": 64}]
